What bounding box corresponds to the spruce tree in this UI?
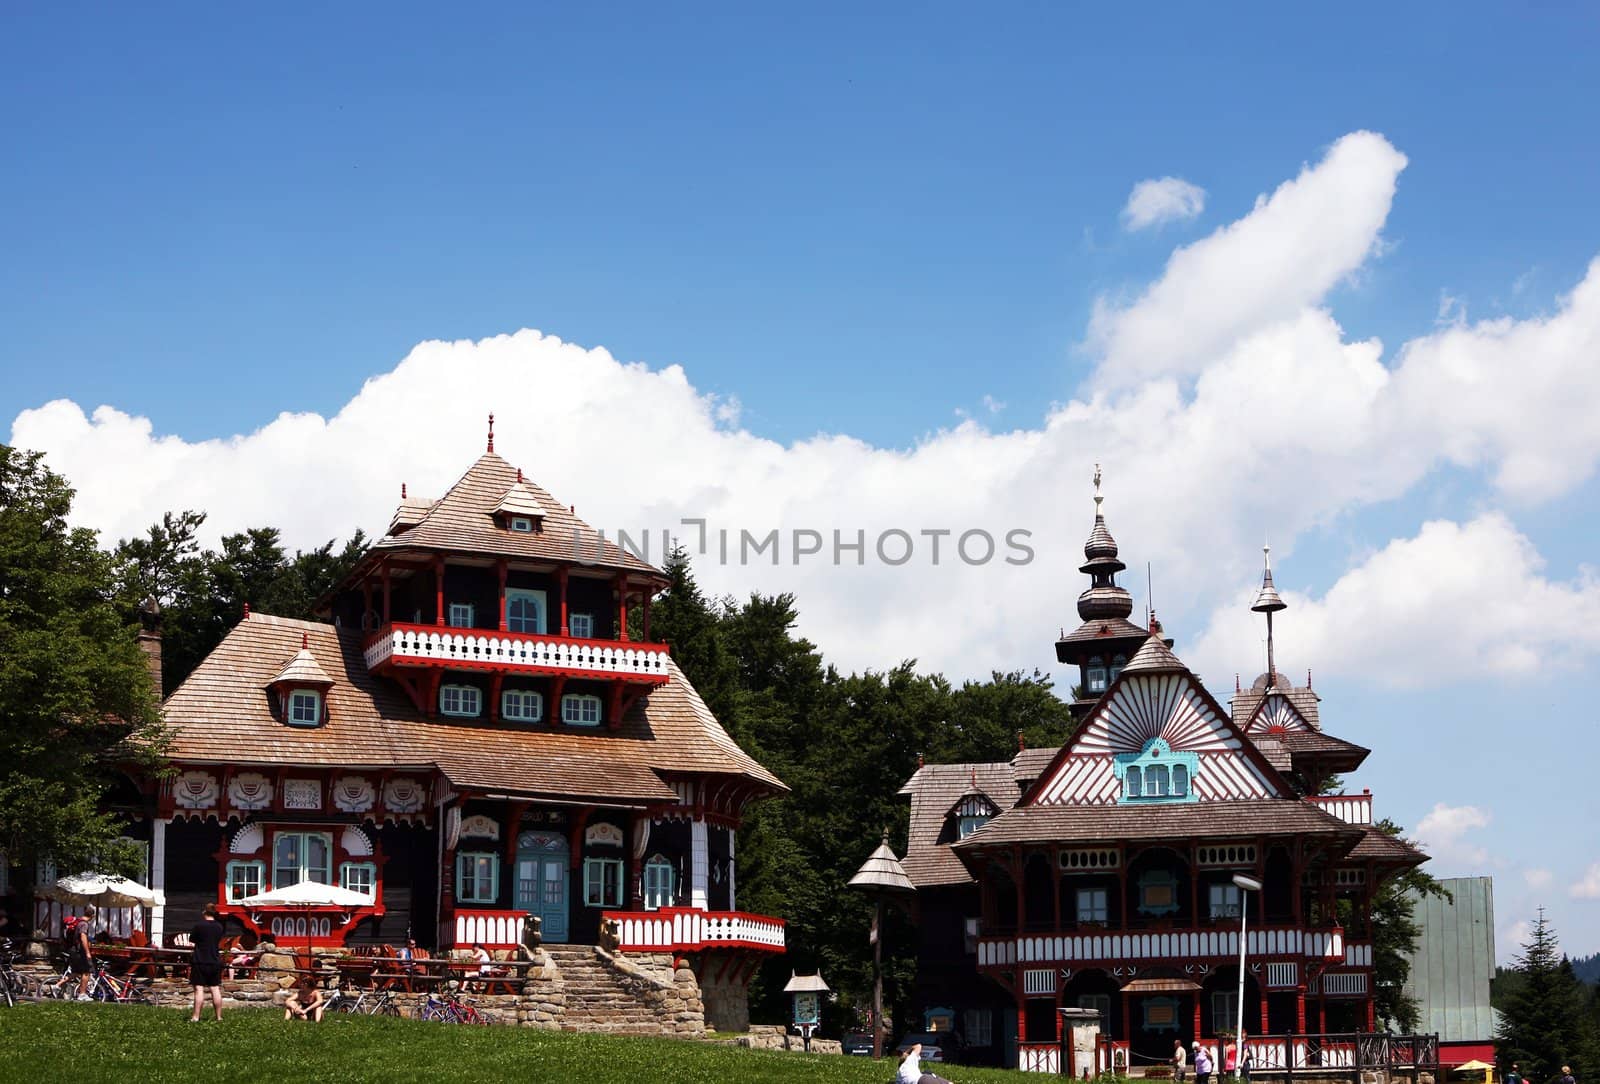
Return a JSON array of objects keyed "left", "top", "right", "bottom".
[{"left": 1496, "top": 910, "right": 1599, "bottom": 1083}]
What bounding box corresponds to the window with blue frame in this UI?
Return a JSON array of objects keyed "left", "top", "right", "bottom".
[
  {"left": 957, "top": 815, "right": 990, "bottom": 839},
  {"left": 1143, "top": 996, "right": 1180, "bottom": 1033},
  {"left": 1116, "top": 738, "right": 1199, "bottom": 803},
  {"left": 456, "top": 851, "right": 500, "bottom": 904},
  {"left": 1136, "top": 869, "right": 1180, "bottom": 916}
]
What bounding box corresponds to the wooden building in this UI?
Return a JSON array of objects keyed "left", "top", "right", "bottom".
[
  {"left": 897, "top": 471, "right": 1425, "bottom": 1071},
  {"left": 68, "top": 426, "right": 788, "bottom": 1002}
]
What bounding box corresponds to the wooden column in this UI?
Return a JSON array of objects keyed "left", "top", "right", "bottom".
[
  {"left": 615, "top": 575, "right": 630, "bottom": 642},
  {"left": 1193, "top": 992, "right": 1204, "bottom": 1040},
  {"left": 556, "top": 567, "right": 569, "bottom": 637},
  {"left": 1260, "top": 989, "right": 1270, "bottom": 1034},
  {"left": 488, "top": 673, "right": 504, "bottom": 723},
  {"left": 497, "top": 559, "right": 508, "bottom": 631},
  {"left": 1017, "top": 980, "right": 1028, "bottom": 1042},
  {"left": 434, "top": 556, "right": 445, "bottom": 626},
  {"left": 381, "top": 561, "right": 391, "bottom": 624}
]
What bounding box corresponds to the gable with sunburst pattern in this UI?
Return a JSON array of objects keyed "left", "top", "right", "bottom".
[
  {"left": 1031, "top": 670, "right": 1291, "bottom": 805},
  {"left": 1245, "top": 691, "right": 1313, "bottom": 735}
]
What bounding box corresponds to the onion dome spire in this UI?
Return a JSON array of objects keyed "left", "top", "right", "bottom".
[
  {"left": 1251, "top": 544, "right": 1287, "bottom": 685},
  {"left": 1077, "top": 463, "right": 1135, "bottom": 621}
]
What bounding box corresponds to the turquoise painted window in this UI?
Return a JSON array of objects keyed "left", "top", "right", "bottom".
[
  {"left": 1109, "top": 654, "right": 1128, "bottom": 683},
  {"left": 1143, "top": 996, "right": 1180, "bottom": 1033},
  {"left": 340, "top": 862, "right": 377, "bottom": 897},
  {"left": 1116, "top": 738, "right": 1199, "bottom": 804},
  {"left": 456, "top": 852, "right": 499, "bottom": 904},
  {"left": 226, "top": 860, "right": 265, "bottom": 902},
  {"left": 1086, "top": 656, "right": 1108, "bottom": 694},
  {"left": 1136, "top": 870, "right": 1180, "bottom": 916},
  {"left": 643, "top": 855, "right": 674, "bottom": 910}
]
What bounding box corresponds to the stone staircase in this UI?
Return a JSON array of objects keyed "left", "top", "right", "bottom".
[{"left": 541, "top": 943, "right": 704, "bottom": 1037}]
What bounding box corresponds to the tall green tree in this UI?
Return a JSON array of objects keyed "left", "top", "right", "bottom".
[
  {"left": 0, "top": 446, "right": 167, "bottom": 878},
  {"left": 1497, "top": 911, "right": 1600, "bottom": 1082},
  {"left": 1367, "top": 818, "right": 1447, "bottom": 1032}
]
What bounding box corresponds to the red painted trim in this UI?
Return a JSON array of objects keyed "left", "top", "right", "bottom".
[{"left": 434, "top": 556, "right": 445, "bottom": 628}]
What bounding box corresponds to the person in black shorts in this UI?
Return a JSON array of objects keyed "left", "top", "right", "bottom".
[
  {"left": 189, "top": 903, "right": 225, "bottom": 1021},
  {"left": 66, "top": 915, "right": 95, "bottom": 1000}
]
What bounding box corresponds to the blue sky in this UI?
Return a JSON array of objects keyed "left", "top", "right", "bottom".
[{"left": 5, "top": 4, "right": 1600, "bottom": 960}]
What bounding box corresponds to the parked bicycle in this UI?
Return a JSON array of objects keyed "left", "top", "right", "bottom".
[
  {"left": 85, "top": 961, "right": 154, "bottom": 1005},
  {"left": 416, "top": 988, "right": 492, "bottom": 1025},
  {"left": 328, "top": 985, "right": 402, "bottom": 1017},
  {"left": 0, "top": 941, "right": 43, "bottom": 1006}
]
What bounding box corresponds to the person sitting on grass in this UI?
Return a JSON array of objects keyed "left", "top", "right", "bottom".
[
  {"left": 897, "top": 1042, "right": 955, "bottom": 1084},
  {"left": 284, "top": 978, "right": 326, "bottom": 1022}
]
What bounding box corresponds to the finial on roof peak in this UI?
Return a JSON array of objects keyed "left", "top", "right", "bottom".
[
  {"left": 970, "top": 765, "right": 977, "bottom": 787},
  {"left": 516, "top": 468, "right": 522, "bottom": 483},
  {"left": 401, "top": 483, "right": 407, "bottom": 500},
  {"left": 1017, "top": 729, "right": 1026, "bottom": 752},
  {"left": 881, "top": 828, "right": 891, "bottom": 847},
  {"left": 1093, "top": 462, "right": 1103, "bottom": 517},
  {"left": 302, "top": 632, "right": 309, "bottom": 649},
  {"left": 243, "top": 602, "right": 250, "bottom": 619},
  {"left": 487, "top": 412, "right": 495, "bottom": 453}
]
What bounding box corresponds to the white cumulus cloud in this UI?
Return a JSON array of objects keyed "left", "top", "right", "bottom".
[
  {"left": 1122, "top": 176, "right": 1207, "bottom": 231},
  {"left": 11, "top": 131, "right": 1600, "bottom": 694},
  {"left": 1572, "top": 863, "right": 1600, "bottom": 900},
  {"left": 1412, "top": 804, "right": 1492, "bottom": 870}
]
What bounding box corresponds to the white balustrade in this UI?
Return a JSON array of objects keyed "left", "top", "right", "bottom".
[
  {"left": 981, "top": 923, "right": 1355, "bottom": 967},
  {"left": 1307, "top": 793, "right": 1374, "bottom": 825},
  {"left": 604, "top": 908, "right": 785, "bottom": 952},
  {"left": 365, "top": 623, "right": 670, "bottom": 681}
]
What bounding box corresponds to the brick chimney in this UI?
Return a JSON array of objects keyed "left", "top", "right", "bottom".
[{"left": 137, "top": 596, "right": 163, "bottom": 700}]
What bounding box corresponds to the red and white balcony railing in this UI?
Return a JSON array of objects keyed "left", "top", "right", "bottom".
[
  {"left": 449, "top": 908, "right": 530, "bottom": 950},
  {"left": 978, "top": 924, "right": 1344, "bottom": 968},
  {"left": 1307, "top": 793, "right": 1373, "bottom": 825},
  {"left": 364, "top": 622, "right": 671, "bottom": 684},
  {"left": 602, "top": 908, "right": 786, "bottom": 953}
]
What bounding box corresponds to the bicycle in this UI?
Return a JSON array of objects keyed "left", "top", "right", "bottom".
[
  {"left": 416, "top": 989, "right": 491, "bottom": 1025},
  {"left": 329, "top": 985, "right": 402, "bottom": 1017},
  {"left": 0, "top": 941, "right": 42, "bottom": 1006},
  {"left": 86, "top": 961, "right": 154, "bottom": 1005}
]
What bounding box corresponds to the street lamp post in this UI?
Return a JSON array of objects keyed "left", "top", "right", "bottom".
[{"left": 1232, "top": 874, "right": 1264, "bottom": 1080}]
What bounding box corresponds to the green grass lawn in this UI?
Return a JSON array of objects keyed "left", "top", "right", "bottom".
[{"left": 0, "top": 1003, "right": 1046, "bottom": 1083}]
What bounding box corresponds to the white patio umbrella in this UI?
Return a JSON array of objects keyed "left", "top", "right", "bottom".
[
  {"left": 44, "top": 872, "right": 159, "bottom": 909},
  {"left": 237, "top": 880, "right": 373, "bottom": 968}
]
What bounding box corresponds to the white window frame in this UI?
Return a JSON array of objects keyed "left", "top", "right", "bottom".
[
  {"left": 287, "top": 689, "right": 322, "bottom": 727},
  {"left": 441, "top": 684, "right": 482, "bottom": 718},
  {"left": 1209, "top": 882, "right": 1242, "bottom": 919},
  {"left": 562, "top": 693, "right": 602, "bottom": 726},
  {"left": 583, "top": 858, "right": 623, "bottom": 908},
  {"left": 957, "top": 814, "right": 990, "bottom": 840},
  {"left": 509, "top": 516, "right": 533, "bottom": 533},
  {"left": 226, "top": 860, "right": 265, "bottom": 902},
  {"left": 501, "top": 688, "right": 543, "bottom": 723},
  {"left": 273, "top": 831, "right": 332, "bottom": 888},
  {"left": 456, "top": 851, "right": 499, "bottom": 905},
  {"left": 643, "top": 855, "right": 675, "bottom": 910},
  {"left": 568, "top": 612, "right": 594, "bottom": 639},
  {"left": 1077, "top": 886, "right": 1109, "bottom": 923},
  {"left": 340, "top": 861, "right": 377, "bottom": 898},
  {"left": 1086, "top": 656, "right": 1108, "bottom": 694},
  {"left": 505, "top": 589, "right": 547, "bottom": 635}
]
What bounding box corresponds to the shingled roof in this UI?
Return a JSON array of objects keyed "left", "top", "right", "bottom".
[
  {"left": 367, "top": 454, "right": 663, "bottom": 581},
  {"left": 1347, "top": 825, "right": 1428, "bottom": 867},
  {"left": 898, "top": 762, "right": 1021, "bottom": 887},
  {"left": 952, "top": 799, "right": 1364, "bottom": 852},
  {"left": 160, "top": 614, "right": 784, "bottom": 805}
]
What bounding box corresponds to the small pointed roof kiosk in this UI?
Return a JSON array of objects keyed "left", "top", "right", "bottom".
[{"left": 849, "top": 833, "right": 914, "bottom": 1060}]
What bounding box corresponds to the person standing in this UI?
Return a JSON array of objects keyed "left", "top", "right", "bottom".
[
  {"left": 1504, "top": 1065, "right": 1522, "bottom": 1084},
  {"left": 188, "top": 903, "right": 225, "bottom": 1021},
  {"left": 67, "top": 914, "right": 95, "bottom": 1000},
  {"left": 1558, "top": 1066, "right": 1575, "bottom": 1084},
  {"left": 1194, "top": 1041, "right": 1214, "bottom": 1084},
  {"left": 1173, "top": 1039, "right": 1188, "bottom": 1083}
]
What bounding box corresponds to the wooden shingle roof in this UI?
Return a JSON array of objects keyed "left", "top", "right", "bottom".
[
  {"left": 952, "top": 799, "right": 1364, "bottom": 851},
  {"left": 898, "top": 762, "right": 1021, "bottom": 887},
  {"left": 160, "top": 614, "right": 784, "bottom": 804},
  {"left": 369, "top": 454, "right": 663, "bottom": 580}
]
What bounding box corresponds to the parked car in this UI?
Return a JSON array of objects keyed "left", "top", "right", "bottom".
[
  {"left": 895, "top": 1030, "right": 965, "bottom": 1064},
  {"left": 841, "top": 1031, "right": 875, "bottom": 1056}
]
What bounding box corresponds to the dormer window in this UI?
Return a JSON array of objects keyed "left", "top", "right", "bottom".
[
  {"left": 1116, "top": 738, "right": 1198, "bottom": 804},
  {"left": 441, "top": 684, "right": 482, "bottom": 718},
  {"left": 957, "top": 814, "right": 990, "bottom": 840},
  {"left": 288, "top": 690, "right": 322, "bottom": 727},
  {"left": 561, "top": 694, "right": 602, "bottom": 726},
  {"left": 949, "top": 792, "right": 998, "bottom": 841},
  {"left": 1086, "top": 656, "right": 1108, "bottom": 694},
  {"left": 509, "top": 516, "right": 533, "bottom": 533}
]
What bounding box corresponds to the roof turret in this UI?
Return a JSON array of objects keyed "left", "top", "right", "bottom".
[{"left": 1077, "top": 465, "right": 1135, "bottom": 622}]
